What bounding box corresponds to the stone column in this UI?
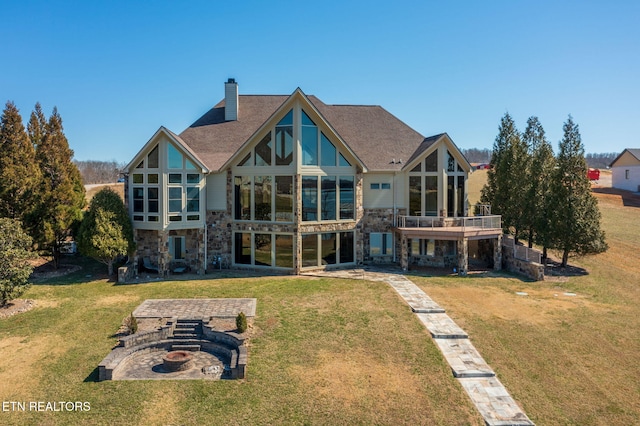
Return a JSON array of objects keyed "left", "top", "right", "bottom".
[
  {"left": 158, "top": 230, "right": 169, "bottom": 277},
  {"left": 457, "top": 238, "right": 468, "bottom": 276},
  {"left": 493, "top": 234, "right": 503, "bottom": 271},
  {"left": 400, "top": 234, "right": 408, "bottom": 271}
]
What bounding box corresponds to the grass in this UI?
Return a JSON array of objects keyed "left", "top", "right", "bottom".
[
  {"left": 2, "top": 173, "right": 639, "bottom": 424},
  {"left": 0, "top": 269, "right": 483, "bottom": 425},
  {"left": 407, "top": 170, "right": 640, "bottom": 424}
]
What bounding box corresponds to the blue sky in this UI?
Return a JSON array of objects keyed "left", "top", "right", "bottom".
[{"left": 1, "top": 1, "right": 638, "bottom": 163}]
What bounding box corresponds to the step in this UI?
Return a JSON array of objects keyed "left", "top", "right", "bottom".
[
  {"left": 171, "top": 344, "right": 201, "bottom": 352},
  {"left": 172, "top": 332, "right": 200, "bottom": 339},
  {"left": 433, "top": 338, "right": 495, "bottom": 378},
  {"left": 175, "top": 322, "right": 201, "bottom": 328},
  {"left": 416, "top": 313, "right": 469, "bottom": 339}
]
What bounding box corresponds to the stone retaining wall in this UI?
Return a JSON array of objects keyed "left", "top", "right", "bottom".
[{"left": 502, "top": 242, "right": 544, "bottom": 281}]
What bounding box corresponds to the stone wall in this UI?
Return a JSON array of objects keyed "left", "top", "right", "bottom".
[
  {"left": 409, "top": 240, "right": 458, "bottom": 268},
  {"left": 360, "top": 207, "right": 406, "bottom": 264},
  {"left": 502, "top": 241, "right": 544, "bottom": 281}
]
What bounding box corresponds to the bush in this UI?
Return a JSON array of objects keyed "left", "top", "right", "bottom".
[
  {"left": 0, "top": 218, "right": 35, "bottom": 306},
  {"left": 236, "top": 312, "right": 247, "bottom": 333},
  {"left": 124, "top": 313, "right": 138, "bottom": 334}
]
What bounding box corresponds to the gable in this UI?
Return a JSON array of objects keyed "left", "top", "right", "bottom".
[
  {"left": 610, "top": 149, "right": 640, "bottom": 167},
  {"left": 402, "top": 134, "right": 472, "bottom": 174},
  {"left": 124, "top": 127, "right": 209, "bottom": 173}
]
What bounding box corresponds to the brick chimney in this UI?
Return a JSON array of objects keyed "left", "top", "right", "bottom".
[{"left": 224, "top": 78, "right": 238, "bottom": 121}]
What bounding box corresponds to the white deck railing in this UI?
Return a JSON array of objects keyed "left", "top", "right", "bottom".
[
  {"left": 396, "top": 215, "right": 502, "bottom": 230},
  {"left": 503, "top": 236, "right": 542, "bottom": 264}
]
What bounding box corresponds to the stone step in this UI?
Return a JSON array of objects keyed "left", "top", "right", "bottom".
[
  {"left": 416, "top": 313, "right": 469, "bottom": 339},
  {"left": 171, "top": 344, "right": 201, "bottom": 352},
  {"left": 175, "top": 322, "right": 201, "bottom": 328},
  {"left": 433, "top": 338, "right": 495, "bottom": 378},
  {"left": 172, "top": 332, "right": 200, "bottom": 339}
]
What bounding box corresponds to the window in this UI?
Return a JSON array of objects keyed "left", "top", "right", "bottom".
[
  {"left": 275, "top": 235, "right": 293, "bottom": 268},
  {"left": 301, "top": 232, "right": 355, "bottom": 267},
  {"left": 275, "top": 176, "right": 293, "bottom": 222},
  {"left": 409, "top": 176, "right": 421, "bottom": 216},
  {"left": 255, "top": 134, "right": 272, "bottom": 166},
  {"left": 426, "top": 176, "right": 438, "bottom": 216},
  {"left": 301, "top": 111, "right": 318, "bottom": 165},
  {"left": 275, "top": 110, "right": 293, "bottom": 166},
  {"left": 254, "top": 234, "right": 272, "bottom": 266},
  {"left": 234, "top": 176, "right": 251, "bottom": 220},
  {"left": 370, "top": 233, "right": 393, "bottom": 256},
  {"left": 168, "top": 236, "right": 185, "bottom": 260},
  {"left": 302, "top": 176, "right": 318, "bottom": 221},
  {"left": 425, "top": 151, "right": 437, "bottom": 172},
  {"left": 186, "top": 186, "right": 199, "bottom": 220},
  {"left": 302, "top": 234, "right": 318, "bottom": 267},
  {"left": 147, "top": 188, "right": 158, "bottom": 213},
  {"left": 340, "top": 231, "right": 354, "bottom": 263},
  {"left": 370, "top": 182, "right": 390, "bottom": 190},
  {"left": 254, "top": 176, "right": 272, "bottom": 221},
  {"left": 133, "top": 174, "right": 143, "bottom": 184},
  {"left": 339, "top": 176, "right": 354, "bottom": 220},
  {"left": 626, "top": 169, "right": 630, "bottom": 179},
  {"left": 321, "top": 176, "right": 336, "bottom": 220},
  {"left": 234, "top": 233, "right": 251, "bottom": 265},
  {"left": 321, "top": 133, "right": 336, "bottom": 166},
  {"left": 147, "top": 146, "right": 159, "bottom": 168},
  {"left": 321, "top": 233, "right": 337, "bottom": 265},
  {"left": 168, "top": 144, "right": 183, "bottom": 169},
  {"left": 133, "top": 188, "right": 144, "bottom": 213}
]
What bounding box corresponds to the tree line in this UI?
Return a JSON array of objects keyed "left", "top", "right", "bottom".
[
  {"left": 75, "top": 160, "right": 126, "bottom": 184},
  {"left": 480, "top": 113, "right": 607, "bottom": 267},
  {"left": 0, "top": 101, "right": 135, "bottom": 305},
  {"left": 0, "top": 101, "right": 85, "bottom": 266},
  {"left": 463, "top": 148, "right": 618, "bottom": 169}
]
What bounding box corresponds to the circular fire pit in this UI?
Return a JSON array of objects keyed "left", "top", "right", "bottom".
[{"left": 163, "top": 350, "right": 194, "bottom": 372}]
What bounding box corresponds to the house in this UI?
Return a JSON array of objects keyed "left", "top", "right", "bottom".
[
  {"left": 124, "top": 79, "right": 502, "bottom": 276},
  {"left": 610, "top": 149, "right": 640, "bottom": 192}
]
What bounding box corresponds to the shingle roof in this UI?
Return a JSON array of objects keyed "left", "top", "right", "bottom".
[{"left": 178, "top": 92, "right": 436, "bottom": 172}]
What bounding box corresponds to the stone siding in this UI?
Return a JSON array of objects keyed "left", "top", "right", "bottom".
[
  {"left": 361, "top": 207, "right": 405, "bottom": 264},
  {"left": 502, "top": 243, "right": 544, "bottom": 281}
]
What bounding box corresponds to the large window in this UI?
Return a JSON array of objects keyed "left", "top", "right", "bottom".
[
  {"left": 301, "top": 231, "right": 355, "bottom": 268},
  {"left": 303, "top": 175, "right": 354, "bottom": 222},
  {"left": 235, "top": 175, "right": 294, "bottom": 222},
  {"left": 370, "top": 232, "right": 393, "bottom": 256},
  {"left": 302, "top": 176, "right": 318, "bottom": 221},
  {"left": 301, "top": 111, "right": 318, "bottom": 165},
  {"left": 233, "top": 232, "right": 294, "bottom": 269},
  {"left": 275, "top": 110, "right": 293, "bottom": 166}
]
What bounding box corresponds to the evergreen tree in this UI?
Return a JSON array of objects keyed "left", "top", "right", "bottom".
[
  {"left": 27, "top": 102, "right": 47, "bottom": 151},
  {"left": 0, "top": 218, "right": 35, "bottom": 306},
  {"left": 34, "top": 107, "right": 85, "bottom": 267},
  {"left": 522, "top": 116, "right": 555, "bottom": 256},
  {"left": 0, "top": 101, "right": 41, "bottom": 230},
  {"left": 550, "top": 116, "right": 607, "bottom": 267},
  {"left": 480, "top": 113, "right": 529, "bottom": 242},
  {"left": 77, "top": 188, "right": 135, "bottom": 275}
]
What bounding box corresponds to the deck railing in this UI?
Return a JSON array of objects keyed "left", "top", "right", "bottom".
[
  {"left": 396, "top": 215, "right": 502, "bottom": 230},
  {"left": 503, "top": 236, "right": 542, "bottom": 264}
]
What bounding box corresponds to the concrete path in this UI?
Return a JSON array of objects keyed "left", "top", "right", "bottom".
[{"left": 305, "top": 268, "right": 534, "bottom": 426}]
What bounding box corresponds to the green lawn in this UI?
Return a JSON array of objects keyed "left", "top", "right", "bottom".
[{"left": 0, "top": 266, "right": 483, "bottom": 425}]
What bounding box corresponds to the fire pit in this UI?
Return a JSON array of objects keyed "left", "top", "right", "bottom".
[{"left": 163, "top": 350, "right": 194, "bottom": 372}]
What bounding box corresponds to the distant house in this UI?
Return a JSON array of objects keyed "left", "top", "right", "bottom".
[
  {"left": 123, "top": 79, "right": 502, "bottom": 276},
  {"left": 610, "top": 149, "right": 640, "bottom": 192}
]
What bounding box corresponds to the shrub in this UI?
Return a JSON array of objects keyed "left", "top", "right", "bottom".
[
  {"left": 125, "top": 313, "right": 138, "bottom": 334},
  {"left": 0, "top": 218, "right": 35, "bottom": 306},
  {"left": 236, "top": 311, "right": 247, "bottom": 333}
]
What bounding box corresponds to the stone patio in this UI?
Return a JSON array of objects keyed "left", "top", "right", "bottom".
[{"left": 133, "top": 298, "right": 257, "bottom": 319}]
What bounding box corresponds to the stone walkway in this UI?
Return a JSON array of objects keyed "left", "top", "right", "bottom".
[
  {"left": 133, "top": 298, "right": 257, "bottom": 319},
  {"left": 305, "top": 268, "right": 534, "bottom": 426}
]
